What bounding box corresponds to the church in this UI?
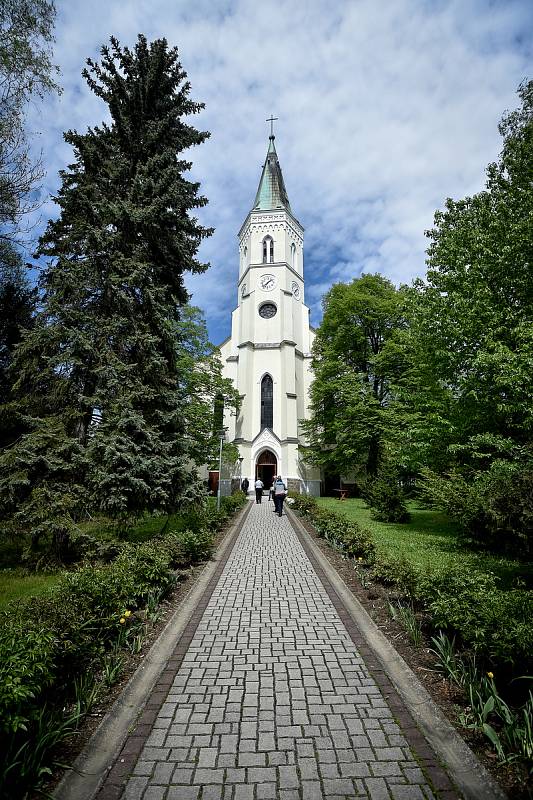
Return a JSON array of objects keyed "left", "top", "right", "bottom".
[{"left": 219, "top": 130, "right": 321, "bottom": 495}]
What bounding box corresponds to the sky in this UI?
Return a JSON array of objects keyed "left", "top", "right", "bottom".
[{"left": 26, "top": 0, "right": 533, "bottom": 344}]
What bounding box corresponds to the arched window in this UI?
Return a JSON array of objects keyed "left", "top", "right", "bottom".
[
  {"left": 260, "top": 374, "right": 273, "bottom": 429},
  {"left": 291, "top": 242, "right": 296, "bottom": 269},
  {"left": 262, "top": 236, "right": 274, "bottom": 264}
]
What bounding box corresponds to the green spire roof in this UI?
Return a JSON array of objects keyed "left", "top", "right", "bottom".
[{"left": 252, "top": 136, "right": 292, "bottom": 213}]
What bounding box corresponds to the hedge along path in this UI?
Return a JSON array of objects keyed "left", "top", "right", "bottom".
[
  {"left": 54, "top": 499, "right": 254, "bottom": 800},
  {"left": 77, "top": 501, "right": 503, "bottom": 800}
]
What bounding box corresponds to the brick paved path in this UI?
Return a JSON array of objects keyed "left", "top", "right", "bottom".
[{"left": 120, "top": 503, "right": 445, "bottom": 800}]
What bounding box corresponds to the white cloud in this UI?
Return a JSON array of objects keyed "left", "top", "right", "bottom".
[{"left": 23, "top": 0, "right": 532, "bottom": 341}]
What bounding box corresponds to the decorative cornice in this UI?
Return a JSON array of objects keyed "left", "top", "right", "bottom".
[
  {"left": 236, "top": 339, "right": 297, "bottom": 351},
  {"left": 238, "top": 207, "right": 304, "bottom": 240},
  {"left": 234, "top": 434, "right": 300, "bottom": 446},
  {"left": 238, "top": 261, "right": 304, "bottom": 287}
]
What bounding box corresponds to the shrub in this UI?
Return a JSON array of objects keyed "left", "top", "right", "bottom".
[
  {"left": 289, "top": 493, "right": 375, "bottom": 561},
  {"left": 288, "top": 493, "right": 317, "bottom": 515},
  {"left": 0, "top": 624, "right": 56, "bottom": 734},
  {"left": 0, "top": 493, "right": 248, "bottom": 795},
  {"left": 424, "top": 572, "right": 532, "bottom": 669},
  {"left": 164, "top": 528, "right": 214, "bottom": 566},
  {"left": 420, "top": 461, "right": 533, "bottom": 557},
  {"left": 363, "top": 468, "right": 410, "bottom": 523},
  {"left": 371, "top": 554, "right": 419, "bottom": 595}
]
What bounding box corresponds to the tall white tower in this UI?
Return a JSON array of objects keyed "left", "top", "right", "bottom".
[{"left": 219, "top": 133, "right": 320, "bottom": 494}]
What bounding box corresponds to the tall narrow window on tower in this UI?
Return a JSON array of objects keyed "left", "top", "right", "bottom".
[
  {"left": 262, "top": 236, "right": 274, "bottom": 263},
  {"left": 260, "top": 374, "right": 274, "bottom": 429},
  {"left": 291, "top": 242, "right": 296, "bottom": 269}
]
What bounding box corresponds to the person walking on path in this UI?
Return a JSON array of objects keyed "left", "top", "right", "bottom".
[
  {"left": 241, "top": 477, "right": 249, "bottom": 494},
  {"left": 273, "top": 475, "right": 287, "bottom": 516},
  {"left": 254, "top": 477, "right": 264, "bottom": 503}
]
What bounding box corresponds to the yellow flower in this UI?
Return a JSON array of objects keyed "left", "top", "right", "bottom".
[
  {"left": 124, "top": 610, "right": 132, "bottom": 618},
  {"left": 487, "top": 671, "right": 494, "bottom": 679},
  {"left": 358, "top": 557, "right": 363, "bottom": 562},
  {"left": 119, "top": 617, "right": 126, "bottom": 625}
]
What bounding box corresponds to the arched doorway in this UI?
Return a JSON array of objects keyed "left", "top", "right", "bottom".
[{"left": 256, "top": 449, "right": 277, "bottom": 490}]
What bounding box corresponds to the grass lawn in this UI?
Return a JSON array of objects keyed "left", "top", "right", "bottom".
[
  {"left": 0, "top": 505, "right": 212, "bottom": 609},
  {"left": 316, "top": 497, "right": 531, "bottom": 588},
  {"left": 0, "top": 571, "right": 62, "bottom": 611}
]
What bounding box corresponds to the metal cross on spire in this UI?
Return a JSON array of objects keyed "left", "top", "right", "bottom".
[{"left": 266, "top": 115, "right": 278, "bottom": 137}]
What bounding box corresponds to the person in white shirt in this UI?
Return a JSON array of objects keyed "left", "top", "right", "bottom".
[
  {"left": 254, "top": 477, "right": 264, "bottom": 504},
  {"left": 273, "top": 475, "right": 287, "bottom": 516}
]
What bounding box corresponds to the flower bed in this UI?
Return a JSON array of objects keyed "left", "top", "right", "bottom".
[{"left": 0, "top": 492, "right": 247, "bottom": 798}]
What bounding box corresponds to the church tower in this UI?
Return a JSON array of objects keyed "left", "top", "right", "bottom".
[{"left": 219, "top": 132, "right": 320, "bottom": 494}]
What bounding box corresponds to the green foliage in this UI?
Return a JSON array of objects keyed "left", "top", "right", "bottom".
[
  {"left": 431, "top": 632, "right": 533, "bottom": 772},
  {"left": 392, "top": 81, "right": 533, "bottom": 553},
  {"left": 371, "top": 554, "right": 418, "bottom": 595},
  {"left": 164, "top": 527, "right": 214, "bottom": 566},
  {"left": 290, "top": 493, "right": 375, "bottom": 560},
  {"left": 421, "top": 459, "right": 533, "bottom": 556},
  {"left": 288, "top": 492, "right": 317, "bottom": 515},
  {"left": 388, "top": 600, "right": 423, "bottom": 647},
  {"left": 363, "top": 466, "right": 411, "bottom": 523},
  {"left": 316, "top": 498, "right": 532, "bottom": 671},
  {"left": 0, "top": 0, "right": 60, "bottom": 240},
  {"left": 424, "top": 572, "right": 532, "bottom": 669},
  {"left": 176, "top": 307, "right": 240, "bottom": 468},
  {"left": 0, "top": 35, "right": 214, "bottom": 545},
  {"left": 302, "top": 274, "right": 409, "bottom": 478},
  {"left": 0, "top": 252, "right": 37, "bottom": 449},
  {"left": 0, "top": 625, "right": 56, "bottom": 733},
  {"left": 0, "top": 491, "right": 245, "bottom": 796}
]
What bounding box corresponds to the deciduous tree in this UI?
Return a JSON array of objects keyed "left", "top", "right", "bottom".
[{"left": 303, "top": 274, "right": 409, "bottom": 478}]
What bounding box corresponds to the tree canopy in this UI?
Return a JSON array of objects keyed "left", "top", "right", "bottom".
[
  {"left": 302, "top": 273, "right": 408, "bottom": 478},
  {"left": 0, "top": 0, "right": 60, "bottom": 241},
  {"left": 0, "top": 35, "right": 216, "bottom": 544}
]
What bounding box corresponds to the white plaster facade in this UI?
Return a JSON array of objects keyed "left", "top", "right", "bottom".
[{"left": 219, "top": 136, "right": 321, "bottom": 494}]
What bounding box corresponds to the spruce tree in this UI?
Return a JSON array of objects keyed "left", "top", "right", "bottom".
[
  {"left": 1, "top": 36, "right": 212, "bottom": 541},
  {"left": 0, "top": 244, "right": 36, "bottom": 449}
]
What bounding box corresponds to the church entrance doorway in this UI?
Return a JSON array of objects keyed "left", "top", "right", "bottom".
[{"left": 256, "top": 450, "right": 277, "bottom": 490}]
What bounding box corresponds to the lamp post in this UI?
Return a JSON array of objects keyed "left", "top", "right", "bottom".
[
  {"left": 238, "top": 456, "right": 244, "bottom": 483},
  {"left": 216, "top": 428, "right": 227, "bottom": 512}
]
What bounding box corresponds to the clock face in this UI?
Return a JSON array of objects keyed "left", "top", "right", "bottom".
[
  {"left": 241, "top": 283, "right": 246, "bottom": 296},
  {"left": 291, "top": 281, "right": 301, "bottom": 299},
  {"left": 259, "top": 273, "right": 276, "bottom": 291}
]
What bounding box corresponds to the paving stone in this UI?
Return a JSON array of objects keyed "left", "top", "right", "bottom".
[
  {"left": 389, "top": 786, "right": 427, "bottom": 800},
  {"left": 301, "top": 781, "right": 323, "bottom": 800},
  {"left": 192, "top": 767, "right": 224, "bottom": 784},
  {"left": 142, "top": 788, "right": 166, "bottom": 800},
  {"left": 122, "top": 777, "right": 148, "bottom": 799},
  {"left": 202, "top": 788, "right": 224, "bottom": 800},
  {"left": 247, "top": 766, "right": 277, "bottom": 783},
  {"left": 117, "top": 504, "right": 448, "bottom": 800},
  {"left": 363, "top": 776, "right": 391, "bottom": 799}
]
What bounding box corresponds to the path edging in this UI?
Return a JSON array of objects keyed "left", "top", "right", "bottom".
[
  {"left": 287, "top": 506, "right": 508, "bottom": 800},
  {"left": 54, "top": 500, "right": 253, "bottom": 800}
]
